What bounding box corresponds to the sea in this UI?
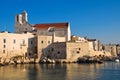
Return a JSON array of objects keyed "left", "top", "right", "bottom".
[{"left": 0, "top": 62, "right": 120, "bottom": 80}]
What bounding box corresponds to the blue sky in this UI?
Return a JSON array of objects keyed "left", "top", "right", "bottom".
[{"left": 0, "top": 0, "right": 120, "bottom": 44}]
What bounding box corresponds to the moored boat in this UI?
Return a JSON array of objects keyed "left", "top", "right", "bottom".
[{"left": 115, "top": 59, "right": 119, "bottom": 62}]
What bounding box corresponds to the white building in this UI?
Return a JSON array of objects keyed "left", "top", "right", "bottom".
[
  {"left": 34, "top": 22, "right": 71, "bottom": 42},
  {"left": 0, "top": 31, "right": 36, "bottom": 58}
]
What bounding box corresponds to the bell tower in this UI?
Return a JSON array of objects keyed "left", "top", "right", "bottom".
[
  {"left": 22, "top": 10, "right": 28, "bottom": 23},
  {"left": 15, "top": 11, "right": 29, "bottom": 33}
]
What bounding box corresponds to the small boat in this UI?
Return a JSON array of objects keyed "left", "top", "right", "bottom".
[
  {"left": 97, "top": 60, "right": 103, "bottom": 64},
  {"left": 115, "top": 59, "right": 119, "bottom": 62}
]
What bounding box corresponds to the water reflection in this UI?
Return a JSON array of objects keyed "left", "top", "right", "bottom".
[
  {"left": 38, "top": 64, "right": 67, "bottom": 80},
  {"left": 27, "top": 64, "right": 38, "bottom": 80},
  {"left": 65, "top": 63, "right": 103, "bottom": 80},
  {"left": 0, "top": 62, "right": 120, "bottom": 80}
]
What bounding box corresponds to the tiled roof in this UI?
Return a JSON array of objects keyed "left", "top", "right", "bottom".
[{"left": 33, "top": 22, "right": 68, "bottom": 30}]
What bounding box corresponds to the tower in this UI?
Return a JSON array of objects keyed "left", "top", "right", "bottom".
[
  {"left": 15, "top": 10, "right": 28, "bottom": 25},
  {"left": 15, "top": 11, "right": 33, "bottom": 33},
  {"left": 22, "top": 10, "right": 28, "bottom": 23}
]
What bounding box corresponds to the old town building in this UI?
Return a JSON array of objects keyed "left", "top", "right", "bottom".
[{"left": 0, "top": 11, "right": 113, "bottom": 63}]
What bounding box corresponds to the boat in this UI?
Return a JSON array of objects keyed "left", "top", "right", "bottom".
[
  {"left": 115, "top": 59, "right": 119, "bottom": 62},
  {"left": 97, "top": 61, "right": 103, "bottom": 64}
]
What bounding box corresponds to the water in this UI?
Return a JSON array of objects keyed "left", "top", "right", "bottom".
[{"left": 0, "top": 62, "right": 120, "bottom": 80}]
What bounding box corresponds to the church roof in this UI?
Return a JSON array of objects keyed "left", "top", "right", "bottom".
[{"left": 33, "top": 22, "right": 68, "bottom": 30}]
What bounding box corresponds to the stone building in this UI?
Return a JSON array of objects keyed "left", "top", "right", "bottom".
[
  {"left": 37, "top": 40, "right": 111, "bottom": 62},
  {"left": 71, "top": 35, "right": 87, "bottom": 42},
  {"left": 102, "top": 44, "right": 120, "bottom": 57},
  {"left": 15, "top": 11, "right": 34, "bottom": 33},
  {"left": 37, "top": 41, "right": 90, "bottom": 62},
  {"left": 37, "top": 35, "right": 52, "bottom": 61},
  {"left": 71, "top": 35, "right": 100, "bottom": 51},
  {"left": 34, "top": 22, "right": 71, "bottom": 42},
  {"left": 0, "top": 11, "right": 112, "bottom": 63},
  {"left": 0, "top": 31, "right": 37, "bottom": 58},
  {"left": 15, "top": 11, "right": 71, "bottom": 42}
]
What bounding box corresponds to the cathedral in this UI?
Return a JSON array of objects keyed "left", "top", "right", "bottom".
[{"left": 15, "top": 11, "right": 71, "bottom": 42}]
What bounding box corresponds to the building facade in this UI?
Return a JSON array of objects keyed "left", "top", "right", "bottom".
[
  {"left": 0, "top": 31, "right": 36, "bottom": 58},
  {"left": 39, "top": 41, "right": 111, "bottom": 62},
  {"left": 0, "top": 11, "right": 113, "bottom": 63},
  {"left": 37, "top": 41, "right": 90, "bottom": 61},
  {"left": 15, "top": 11, "right": 71, "bottom": 42},
  {"left": 102, "top": 44, "right": 119, "bottom": 57},
  {"left": 34, "top": 22, "right": 71, "bottom": 42}
]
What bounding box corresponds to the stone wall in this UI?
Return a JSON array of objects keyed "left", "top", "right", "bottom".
[
  {"left": 47, "top": 42, "right": 66, "bottom": 59},
  {"left": 66, "top": 42, "right": 89, "bottom": 61}
]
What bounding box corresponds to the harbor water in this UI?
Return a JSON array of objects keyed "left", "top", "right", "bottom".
[{"left": 0, "top": 62, "right": 120, "bottom": 80}]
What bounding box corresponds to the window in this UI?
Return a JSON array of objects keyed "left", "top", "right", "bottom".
[
  {"left": 77, "top": 51, "right": 80, "bottom": 54},
  {"left": 17, "top": 15, "right": 19, "bottom": 22},
  {"left": 3, "top": 50, "right": 5, "bottom": 53},
  {"left": 31, "top": 41, "right": 33, "bottom": 44},
  {"left": 58, "top": 51, "right": 60, "bottom": 54},
  {"left": 3, "top": 45, "right": 6, "bottom": 48},
  {"left": 13, "top": 39, "right": 16, "bottom": 44},
  {"left": 51, "top": 48, "right": 54, "bottom": 51},
  {"left": 48, "top": 41, "right": 50, "bottom": 44},
  {"left": 41, "top": 41, "right": 43, "bottom": 44},
  {"left": 79, "top": 48, "right": 81, "bottom": 50},
  {"left": 3, "top": 39, "right": 6, "bottom": 43}
]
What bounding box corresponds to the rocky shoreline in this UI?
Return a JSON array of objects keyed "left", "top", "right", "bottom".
[{"left": 0, "top": 55, "right": 117, "bottom": 67}]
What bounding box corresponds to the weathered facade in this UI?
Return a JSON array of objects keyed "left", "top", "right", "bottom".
[
  {"left": 15, "top": 11, "right": 34, "bottom": 33},
  {"left": 37, "top": 35, "right": 52, "bottom": 61},
  {"left": 40, "top": 42, "right": 90, "bottom": 61},
  {"left": 102, "top": 44, "right": 119, "bottom": 57},
  {"left": 34, "top": 23, "right": 71, "bottom": 41},
  {"left": 0, "top": 31, "right": 37, "bottom": 58},
  {"left": 42, "top": 41, "right": 111, "bottom": 62},
  {"left": 15, "top": 11, "right": 71, "bottom": 42}
]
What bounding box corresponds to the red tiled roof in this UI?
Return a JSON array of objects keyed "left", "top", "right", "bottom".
[{"left": 33, "top": 22, "right": 68, "bottom": 30}]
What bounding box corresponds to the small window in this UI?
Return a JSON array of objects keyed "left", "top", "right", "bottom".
[
  {"left": 79, "top": 48, "right": 81, "bottom": 50},
  {"left": 77, "top": 51, "right": 80, "bottom": 54},
  {"left": 41, "top": 41, "right": 44, "bottom": 44},
  {"left": 58, "top": 51, "right": 60, "bottom": 54},
  {"left": 3, "top": 50, "right": 5, "bottom": 53},
  {"left": 3, "top": 45, "right": 6, "bottom": 48},
  {"left": 51, "top": 48, "right": 54, "bottom": 51},
  {"left": 3, "top": 39, "right": 6, "bottom": 43},
  {"left": 29, "top": 53, "right": 31, "bottom": 56},
  {"left": 48, "top": 41, "right": 50, "bottom": 44},
  {"left": 13, "top": 39, "right": 16, "bottom": 43},
  {"left": 31, "top": 41, "right": 33, "bottom": 44},
  {"left": 17, "top": 15, "right": 19, "bottom": 22}
]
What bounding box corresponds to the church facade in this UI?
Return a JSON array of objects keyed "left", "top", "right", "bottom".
[{"left": 15, "top": 11, "right": 71, "bottom": 42}]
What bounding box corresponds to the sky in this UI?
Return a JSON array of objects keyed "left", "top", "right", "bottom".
[{"left": 0, "top": 0, "right": 120, "bottom": 44}]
